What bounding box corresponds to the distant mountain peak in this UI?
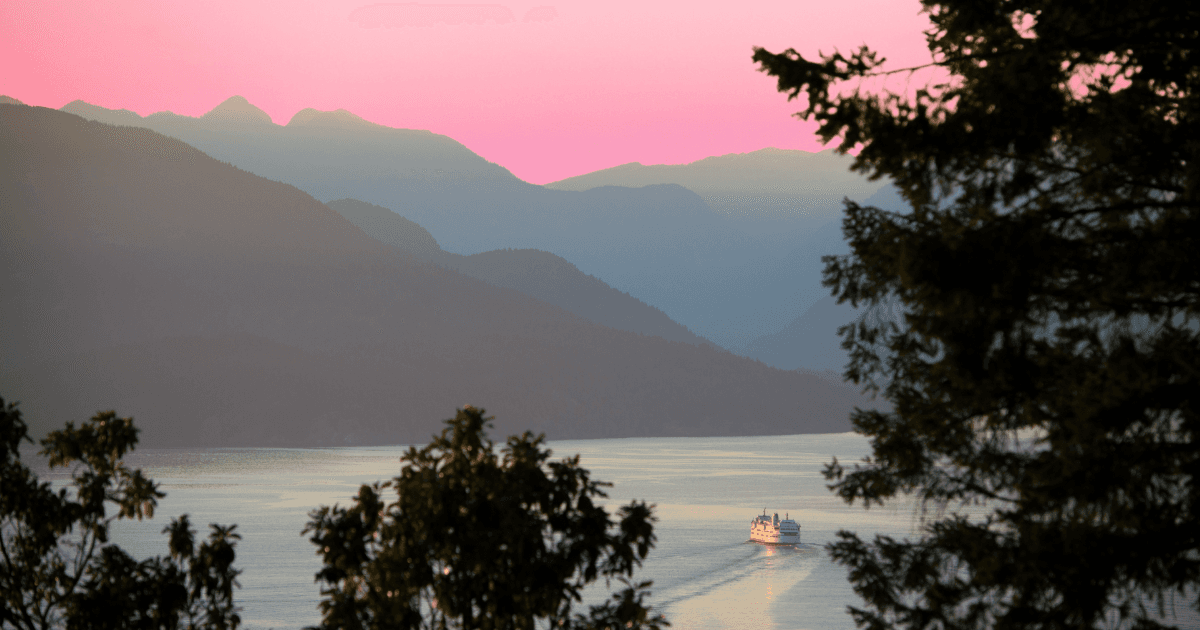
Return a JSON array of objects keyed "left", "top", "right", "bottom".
[
  {"left": 1, "top": 95, "right": 25, "bottom": 106},
  {"left": 202, "top": 95, "right": 273, "bottom": 125},
  {"left": 748, "top": 146, "right": 834, "bottom": 155},
  {"left": 287, "top": 107, "right": 384, "bottom": 130},
  {"left": 60, "top": 100, "right": 145, "bottom": 125},
  {"left": 544, "top": 146, "right": 878, "bottom": 200}
]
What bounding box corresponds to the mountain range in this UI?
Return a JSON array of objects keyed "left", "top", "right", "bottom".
[
  {"left": 544, "top": 146, "right": 881, "bottom": 217},
  {"left": 325, "top": 198, "right": 709, "bottom": 346},
  {"left": 57, "top": 96, "right": 887, "bottom": 359},
  {"left": 0, "top": 103, "right": 880, "bottom": 447}
]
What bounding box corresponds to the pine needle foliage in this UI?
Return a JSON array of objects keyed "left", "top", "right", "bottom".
[{"left": 754, "top": 1, "right": 1198, "bottom": 628}]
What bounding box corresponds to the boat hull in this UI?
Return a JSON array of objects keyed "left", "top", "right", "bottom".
[{"left": 749, "top": 531, "right": 800, "bottom": 545}]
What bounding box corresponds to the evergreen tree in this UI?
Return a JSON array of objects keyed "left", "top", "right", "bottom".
[
  {"left": 0, "top": 397, "right": 242, "bottom": 630},
  {"left": 303, "top": 406, "right": 668, "bottom": 630},
  {"left": 754, "top": 1, "right": 1198, "bottom": 628}
]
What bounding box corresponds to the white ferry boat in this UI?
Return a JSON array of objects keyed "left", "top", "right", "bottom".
[{"left": 749, "top": 509, "right": 800, "bottom": 545}]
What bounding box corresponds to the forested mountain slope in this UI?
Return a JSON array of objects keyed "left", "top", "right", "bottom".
[
  {"left": 1, "top": 104, "right": 873, "bottom": 447},
  {"left": 58, "top": 97, "right": 882, "bottom": 354},
  {"left": 326, "top": 198, "right": 710, "bottom": 347}
]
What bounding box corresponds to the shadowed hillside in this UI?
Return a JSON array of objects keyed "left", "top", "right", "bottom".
[
  {"left": 739, "top": 297, "right": 859, "bottom": 373},
  {"left": 733, "top": 184, "right": 912, "bottom": 371},
  {"left": 1, "top": 104, "right": 876, "bottom": 447},
  {"left": 58, "top": 98, "right": 883, "bottom": 354},
  {"left": 326, "top": 198, "right": 710, "bottom": 347}
]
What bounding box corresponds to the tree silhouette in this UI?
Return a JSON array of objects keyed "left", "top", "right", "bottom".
[
  {"left": 303, "top": 406, "right": 669, "bottom": 630},
  {"left": 755, "top": 1, "right": 1198, "bottom": 628},
  {"left": 1, "top": 397, "right": 242, "bottom": 630}
]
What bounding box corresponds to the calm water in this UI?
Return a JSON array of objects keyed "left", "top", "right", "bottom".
[{"left": 35, "top": 433, "right": 928, "bottom": 629}]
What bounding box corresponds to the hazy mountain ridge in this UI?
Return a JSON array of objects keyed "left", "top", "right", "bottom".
[
  {"left": 543, "top": 147, "right": 882, "bottom": 217},
  {"left": 326, "top": 198, "right": 710, "bottom": 346},
  {"left": 739, "top": 296, "right": 858, "bottom": 373},
  {"left": 61, "top": 97, "right": 514, "bottom": 182},
  {"left": 732, "top": 183, "right": 912, "bottom": 372},
  {"left": 289, "top": 106, "right": 391, "bottom": 131},
  {"left": 1, "top": 104, "right": 874, "bottom": 447},
  {"left": 326, "top": 198, "right": 444, "bottom": 259},
  {"left": 56, "top": 97, "right": 884, "bottom": 356}
]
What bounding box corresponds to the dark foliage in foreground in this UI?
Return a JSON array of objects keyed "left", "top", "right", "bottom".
[
  {"left": 755, "top": 0, "right": 1198, "bottom": 628},
  {"left": 303, "top": 406, "right": 669, "bottom": 630},
  {"left": 0, "top": 396, "right": 242, "bottom": 630}
]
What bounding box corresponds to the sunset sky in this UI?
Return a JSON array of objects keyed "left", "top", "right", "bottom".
[{"left": 3, "top": 0, "right": 933, "bottom": 184}]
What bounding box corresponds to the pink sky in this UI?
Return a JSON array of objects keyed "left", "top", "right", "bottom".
[{"left": 3, "top": 0, "right": 933, "bottom": 184}]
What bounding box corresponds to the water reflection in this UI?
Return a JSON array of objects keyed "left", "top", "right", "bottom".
[
  {"left": 74, "top": 433, "right": 923, "bottom": 630},
  {"left": 665, "top": 542, "right": 820, "bottom": 630}
]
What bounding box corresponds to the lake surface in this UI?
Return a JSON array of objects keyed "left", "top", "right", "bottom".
[{"left": 35, "top": 433, "right": 930, "bottom": 629}]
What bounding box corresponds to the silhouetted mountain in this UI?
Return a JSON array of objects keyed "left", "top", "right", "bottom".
[
  {"left": 327, "top": 198, "right": 444, "bottom": 259},
  {"left": 739, "top": 289, "right": 908, "bottom": 376},
  {"left": 289, "top": 107, "right": 389, "bottom": 131},
  {"left": 544, "top": 147, "right": 881, "bottom": 217},
  {"left": 327, "top": 198, "right": 710, "bottom": 346},
  {"left": 59, "top": 99, "right": 149, "bottom": 126},
  {"left": 740, "top": 296, "right": 858, "bottom": 373},
  {"left": 0, "top": 95, "right": 24, "bottom": 105},
  {"left": 57, "top": 98, "right": 882, "bottom": 355},
  {"left": 860, "top": 183, "right": 907, "bottom": 212},
  {"left": 1, "top": 104, "right": 876, "bottom": 447},
  {"left": 61, "top": 99, "right": 513, "bottom": 183},
  {"left": 201, "top": 95, "right": 273, "bottom": 126},
  {"left": 735, "top": 185, "right": 912, "bottom": 371},
  {"left": 447, "top": 249, "right": 711, "bottom": 347}
]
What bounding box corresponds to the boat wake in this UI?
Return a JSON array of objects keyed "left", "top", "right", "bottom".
[
  {"left": 653, "top": 540, "right": 820, "bottom": 629},
  {"left": 655, "top": 540, "right": 815, "bottom": 609}
]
